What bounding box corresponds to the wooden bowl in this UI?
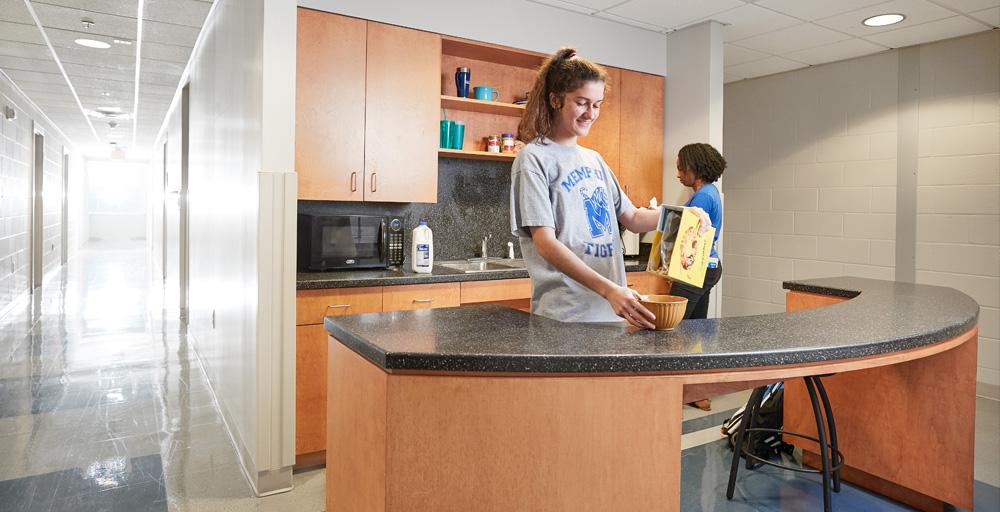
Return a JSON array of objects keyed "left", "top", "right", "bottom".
[{"left": 639, "top": 295, "right": 688, "bottom": 330}]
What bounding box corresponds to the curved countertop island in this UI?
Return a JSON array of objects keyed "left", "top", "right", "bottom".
[{"left": 323, "top": 277, "right": 980, "bottom": 511}]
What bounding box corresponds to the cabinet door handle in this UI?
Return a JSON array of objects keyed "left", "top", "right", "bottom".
[
  {"left": 412, "top": 298, "right": 433, "bottom": 303},
  {"left": 627, "top": 283, "right": 635, "bottom": 287},
  {"left": 326, "top": 304, "right": 351, "bottom": 311},
  {"left": 370, "top": 172, "right": 377, "bottom": 193},
  {"left": 350, "top": 171, "right": 357, "bottom": 192}
]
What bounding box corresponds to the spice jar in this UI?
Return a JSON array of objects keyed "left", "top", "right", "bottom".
[
  {"left": 487, "top": 134, "right": 501, "bottom": 153},
  {"left": 501, "top": 133, "right": 515, "bottom": 153}
]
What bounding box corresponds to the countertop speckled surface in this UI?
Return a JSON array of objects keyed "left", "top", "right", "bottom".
[
  {"left": 298, "top": 259, "right": 649, "bottom": 289},
  {"left": 324, "top": 277, "right": 979, "bottom": 373}
]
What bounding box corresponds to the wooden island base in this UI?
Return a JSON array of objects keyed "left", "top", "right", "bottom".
[
  {"left": 326, "top": 288, "right": 978, "bottom": 512},
  {"left": 327, "top": 340, "right": 684, "bottom": 511}
]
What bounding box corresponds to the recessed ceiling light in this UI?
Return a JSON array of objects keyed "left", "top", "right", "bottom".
[
  {"left": 863, "top": 13, "right": 905, "bottom": 27},
  {"left": 75, "top": 38, "right": 111, "bottom": 49},
  {"left": 113, "top": 39, "right": 133, "bottom": 45},
  {"left": 101, "top": 92, "right": 111, "bottom": 97}
]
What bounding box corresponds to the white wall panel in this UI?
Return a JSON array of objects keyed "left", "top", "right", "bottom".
[{"left": 154, "top": 0, "right": 296, "bottom": 495}]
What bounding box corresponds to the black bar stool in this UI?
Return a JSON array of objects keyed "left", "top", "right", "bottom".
[{"left": 726, "top": 375, "right": 844, "bottom": 512}]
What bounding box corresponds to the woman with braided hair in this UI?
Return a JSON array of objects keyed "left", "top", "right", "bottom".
[{"left": 671, "top": 143, "right": 725, "bottom": 320}]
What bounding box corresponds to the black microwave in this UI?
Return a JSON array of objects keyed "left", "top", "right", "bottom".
[{"left": 298, "top": 214, "right": 404, "bottom": 271}]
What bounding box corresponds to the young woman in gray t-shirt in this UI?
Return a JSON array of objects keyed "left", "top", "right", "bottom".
[{"left": 509, "top": 48, "right": 661, "bottom": 329}]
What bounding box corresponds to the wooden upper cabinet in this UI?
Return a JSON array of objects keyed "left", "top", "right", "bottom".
[
  {"left": 578, "top": 66, "right": 621, "bottom": 175},
  {"left": 619, "top": 69, "right": 664, "bottom": 208},
  {"left": 296, "top": 10, "right": 366, "bottom": 201},
  {"left": 364, "top": 22, "right": 440, "bottom": 203}
]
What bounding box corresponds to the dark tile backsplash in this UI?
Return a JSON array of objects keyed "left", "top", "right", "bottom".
[{"left": 298, "top": 157, "right": 519, "bottom": 262}]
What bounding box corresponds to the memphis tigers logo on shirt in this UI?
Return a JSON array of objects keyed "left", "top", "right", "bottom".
[{"left": 559, "top": 166, "right": 615, "bottom": 258}]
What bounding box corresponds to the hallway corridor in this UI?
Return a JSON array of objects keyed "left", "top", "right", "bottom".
[{"left": 0, "top": 243, "right": 323, "bottom": 511}]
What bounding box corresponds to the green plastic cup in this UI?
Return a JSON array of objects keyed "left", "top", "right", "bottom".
[
  {"left": 440, "top": 120, "right": 454, "bottom": 149},
  {"left": 450, "top": 121, "right": 465, "bottom": 150}
]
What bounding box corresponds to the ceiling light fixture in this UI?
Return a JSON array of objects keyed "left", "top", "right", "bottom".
[
  {"left": 131, "top": 0, "right": 145, "bottom": 148},
  {"left": 863, "top": 13, "right": 905, "bottom": 27},
  {"left": 86, "top": 108, "right": 131, "bottom": 120},
  {"left": 75, "top": 38, "right": 111, "bottom": 49},
  {"left": 21, "top": 0, "right": 101, "bottom": 144},
  {"left": 113, "top": 39, "right": 133, "bottom": 45},
  {"left": 101, "top": 91, "right": 111, "bottom": 97}
]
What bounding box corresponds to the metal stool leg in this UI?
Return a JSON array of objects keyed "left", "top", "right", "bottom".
[
  {"left": 813, "top": 376, "right": 841, "bottom": 493},
  {"left": 727, "top": 386, "right": 765, "bottom": 500},
  {"left": 744, "top": 386, "right": 766, "bottom": 470},
  {"left": 805, "top": 377, "right": 833, "bottom": 512}
]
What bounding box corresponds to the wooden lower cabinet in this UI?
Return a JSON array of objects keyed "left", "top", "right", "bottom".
[
  {"left": 382, "top": 282, "right": 461, "bottom": 311},
  {"left": 296, "top": 323, "right": 332, "bottom": 460},
  {"left": 296, "top": 286, "right": 383, "bottom": 326}
]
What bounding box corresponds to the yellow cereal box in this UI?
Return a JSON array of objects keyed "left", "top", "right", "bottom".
[
  {"left": 646, "top": 206, "right": 715, "bottom": 288},
  {"left": 667, "top": 208, "right": 715, "bottom": 288}
]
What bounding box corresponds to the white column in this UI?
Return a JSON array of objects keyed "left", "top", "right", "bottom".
[
  {"left": 254, "top": 0, "right": 297, "bottom": 495},
  {"left": 664, "top": 21, "right": 725, "bottom": 318}
]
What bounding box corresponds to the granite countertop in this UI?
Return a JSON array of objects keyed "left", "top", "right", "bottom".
[
  {"left": 298, "top": 259, "right": 649, "bottom": 289},
  {"left": 325, "top": 277, "right": 979, "bottom": 373}
]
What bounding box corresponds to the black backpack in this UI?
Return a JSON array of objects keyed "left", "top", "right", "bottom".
[{"left": 722, "top": 383, "right": 793, "bottom": 466}]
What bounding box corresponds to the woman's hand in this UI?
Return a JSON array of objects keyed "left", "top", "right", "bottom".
[
  {"left": 686, "top": 206, "right": 712, "bottom": 235},
  {"left": 603, "top": 285, "right": 656, "bottom": 329}
]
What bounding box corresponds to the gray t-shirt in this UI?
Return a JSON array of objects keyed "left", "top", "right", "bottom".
[{"left": 510, "top": 138, "right": 635, "bottom": 323}]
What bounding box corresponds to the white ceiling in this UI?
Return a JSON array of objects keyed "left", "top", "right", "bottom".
[
  {"left": 0, "top": 0, "right": 212, "bottom": 156},
  {"left": 0, "top": 0, "right": 996, "bottom": 155},
  {"left": 532, "top": 0, "right": 999, "bottom": 82}
]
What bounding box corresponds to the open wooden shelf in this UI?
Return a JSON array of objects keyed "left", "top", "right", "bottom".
[
  {"left": 441, "top": 95, "right": 525, "bottom": 117},
  {"left": 441, "top": 36, "right": 544, "bottom": 70},
  {"left": 439, "top": 148, "right": 516, "bottom": 162}
]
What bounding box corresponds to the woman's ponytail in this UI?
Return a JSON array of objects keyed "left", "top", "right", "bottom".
[{"left": 517, "top": 47, "right": 608, "bottom": 143}]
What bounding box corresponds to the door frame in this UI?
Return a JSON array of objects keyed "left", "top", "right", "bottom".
[
  {"left": 161, "top": 139, "right": 168, "bottom": 282},
  {"left": 61, "top": 151, "right": 69, "bottom": 265},
  {"left": 179, "top": 83, "right": 190, "bottom": 323},
  {"left": 30, "top": 124, "right": 44, "bottom": 292}
]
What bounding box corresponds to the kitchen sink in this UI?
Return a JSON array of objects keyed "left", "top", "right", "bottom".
[
  {"left": 498, "top": 259, "right": 526, "bottom": 268},
  {"left": 437, "top": 259, "right": 525, "bottom": 273}
]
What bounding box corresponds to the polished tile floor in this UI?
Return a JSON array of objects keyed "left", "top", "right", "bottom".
[{"left": 0, "top": 242, "right": 996, "bottom": 511}]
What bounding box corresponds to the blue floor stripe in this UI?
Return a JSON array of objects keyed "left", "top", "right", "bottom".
[{"left": 0, "top": 454, "right": 165, "bottom": 512}]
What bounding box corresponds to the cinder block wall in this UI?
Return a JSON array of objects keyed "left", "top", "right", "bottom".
[
  {"left": 0, "top": 74, "right": 69, "bottom": 319},
  {"left": 722, "top": 30, "right": 999, "bottom": 398}
]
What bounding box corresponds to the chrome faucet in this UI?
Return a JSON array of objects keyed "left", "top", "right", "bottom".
[{"left": 481, "top": 234, "right": 492, "bottom": 260}]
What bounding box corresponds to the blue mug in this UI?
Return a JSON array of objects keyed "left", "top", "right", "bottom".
[{"left": 473, "top": 86, "right": 500, "bottom": 102}]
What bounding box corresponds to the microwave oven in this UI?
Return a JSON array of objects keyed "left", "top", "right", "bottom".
[{"left": 298, "top": 214, "right": 405, "bottom": 271}]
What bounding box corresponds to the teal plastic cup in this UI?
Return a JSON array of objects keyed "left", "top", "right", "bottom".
[
  {"left": 450, "top": 121, "right": 465, "bottom": 150},
  {"left": 440, "top": 120, "right": 454, "bottom": 148}
]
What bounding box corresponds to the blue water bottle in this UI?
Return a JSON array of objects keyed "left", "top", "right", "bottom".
[{"left": 455, "top": 67, "right": 470, "bottom": 98}]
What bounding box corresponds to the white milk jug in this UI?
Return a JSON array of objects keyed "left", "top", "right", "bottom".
[{"left": 411, "top": 219, "right": 433, "bottom": 274}]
